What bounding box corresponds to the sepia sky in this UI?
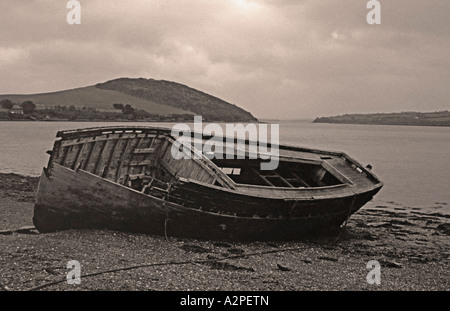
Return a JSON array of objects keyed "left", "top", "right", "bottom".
[{"left": 0, "top": 0, "right": 449, "bottom": 119}]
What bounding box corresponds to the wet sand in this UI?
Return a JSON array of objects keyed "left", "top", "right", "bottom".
[{"left": 0, "top": 173, "right": 449, "bottom": 291}]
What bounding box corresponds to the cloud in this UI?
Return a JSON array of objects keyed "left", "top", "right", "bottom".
[{"left": 0, "top": 0, "right": 449, "bottom": 118}]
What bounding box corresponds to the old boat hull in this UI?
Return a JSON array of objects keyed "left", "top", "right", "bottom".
[
  {"left": 34, "top": 163, "right": 380, "bottom": 241},
  {"left": 33, "top": 126, "right": 383, "bottom": 241}
]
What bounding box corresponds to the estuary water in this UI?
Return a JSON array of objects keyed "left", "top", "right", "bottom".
[{"left": 0, "top": 120, "right": 449, "bottom": 214}]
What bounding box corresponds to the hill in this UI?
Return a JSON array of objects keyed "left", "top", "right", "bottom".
[
  {"left": 0, "top": 78, "right": 257, "bottom": 122},
  {"left": 96, "top": 78, "right": 257, "bottom": 121},
  {"left": 313, "top": 111, "right": 450, "bottom": 127}
]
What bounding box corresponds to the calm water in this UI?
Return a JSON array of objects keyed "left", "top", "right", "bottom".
[{"left": 1, "top": 120, "right": 449, "bottom": 214}]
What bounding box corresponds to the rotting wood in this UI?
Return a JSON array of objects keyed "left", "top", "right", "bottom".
[
  {"left": 133, "top": 148, "right": 156, "bottom": 154},
  {"left": 290, "top": 172, "right": 310, "bottom": 187},
  {"left": 94, "top": 139, "right": 114, "bottom": 176},
  {"left": 115, "top": 138, "right": 132, "bottom": 182},
  {"left": 102, "top": 138, "right": 121, "bottom": 178},
  {"left": 35, "top": 125, "right": 383, "bottom": 241},
  {"left": 271, "top": 171, "right": 294, "bottom": 187},
  {"left": 249, "top": 166, "right": 274, "bottom": 186},
  {"left": 71, "top": 142, "right": 86, "bottom": 170}
]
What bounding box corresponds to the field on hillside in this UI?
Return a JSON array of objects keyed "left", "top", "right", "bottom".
[{"left": 2, "top": 86, "right": 193, "bottom": 116}]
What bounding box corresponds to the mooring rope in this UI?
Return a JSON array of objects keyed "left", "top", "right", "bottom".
[
  {"left": 3, "top": 221, "right": 352, "bottom": 292},
  {"left": 26, "top": 244, "right": 316, "bottom": 291},
  {"left": 334, "top": 194, "right": 357, "bottom": 243}
]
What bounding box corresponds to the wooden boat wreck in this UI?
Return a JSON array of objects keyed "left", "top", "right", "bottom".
[{"left": 33, "top": 126, "right": 383, "bottom": 240}]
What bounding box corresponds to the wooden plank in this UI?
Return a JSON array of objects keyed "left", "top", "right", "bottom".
[
  {"left": 163, "top": 152, "right": 221, "bottom": 186},
  {"left": 101, "top": 138, "right": 121, "bottom": 178},
  {"left": 135, "top": 137, "right": 149, "bottom": 176},
  {"left": 60, "top": 136, "right": 96, "bottom": 147},
  {"left": 94, "top": 140, "right": 116, "bottom": 176},
  {"left": 249, "top": 167, "right": 274, "bottom": 186},
  {"left": 115, "top": 138, "right": 133, "bottom": 182},
  {"left": 128, "top": 173, "right": 146, "bottom": 180},
  {"left": 137, "top": 136, "right": 158, "bottom": 175},
  {"left": 310, "top": 167, "right": 327, "bottom": 187},
  {"left": 72, "top": 142, "right": 88, "bottom": 170},
  {"left": 125, "top": 136, "right": 146, "bottom": 176},
  {"left": 290, "top": 172, "right": 310, "bottom": 187},
  {"left": 117, "top": 137, "right": 141, "bottom": 183},
  {"left": 62, "top": 144, "right": 81, "bottom": 168},
  {"left": 133, "top": 148, "right": 156, "bottom": 154},
  {"left": 59, "top": 133, "right": 137, "bottom": 147},
  {"left": 58, "top": 145, "right": 70, "bottom": 166},
  {"left": 129, "top": 160, "right": 153, "bottom": 166},
  {"left": 165, "top": 136, "right": 236, "bottom": 189},
  {"left": 272, "top": 171, "right": 294, "bottom": 187},
  {"left": 106, "top": 137, "right": 136, "bottom": 181},
  {"left": 160, "top": 158, "right": 178, "bottom": 176},
  {"left": 81, "top": 142, "right": 96, "bottom": 171},
  {"left": 84, "top": 140, "right": 106, "bottom": 173}
]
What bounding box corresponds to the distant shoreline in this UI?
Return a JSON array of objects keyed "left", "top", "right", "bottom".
[
  {"left": 314, "top": 121, "right": 450, "bottom": 127},
  {"left": 313, "top": 111, "right": 450, "bottom": 127}
]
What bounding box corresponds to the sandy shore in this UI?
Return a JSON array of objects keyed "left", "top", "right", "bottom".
[{"left": 0, "top": 173, "right": 448, "bottom": 291}]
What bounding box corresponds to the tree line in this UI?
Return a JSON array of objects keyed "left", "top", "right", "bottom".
[
  {"left": 0, "top": 99, "right": 193, "bottom": 121},
  {"left": 1, "top": 99, "right": 36, "bottom": 114}
]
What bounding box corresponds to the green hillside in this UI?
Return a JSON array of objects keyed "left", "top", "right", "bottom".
[{"left": 0, "top": 78, "right": 257, "bottom": 122}]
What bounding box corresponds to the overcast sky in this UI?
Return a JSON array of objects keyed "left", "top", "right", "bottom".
[{"left": 1, "top": 0, "right": 449, "bottom": 119}]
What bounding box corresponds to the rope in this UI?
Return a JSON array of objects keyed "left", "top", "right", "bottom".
[
  {"left": 334, "top": 194, "right": 357, "bottom": 243},
  {"left": 26, "top": 244, "right": 313, "bottom": 291},
  {"left": 8, "top": 200, "right": 355, "bottom": 291}
]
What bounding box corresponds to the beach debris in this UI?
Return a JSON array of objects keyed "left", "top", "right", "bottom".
[
  {"left": 366, "top": 222, "right": 391, "bottom": 228},
  {"left": 276, "top": 263, "right": 291, "bottom": 271},
  {"left": 205, "top": 261, "right": 255, "bottom": 272},
  {"left": 380, "top": 260, "right": 403, "bottom": 268},
  {"left": 266, "top": 242, "right": 279, "bottom": 248},
  {"left": 409, "top": 256, "right": 431, "bottom": 263},
  {"left": 213, "top": 242, "right": 232, "bottom": 248},
  {"left": 44, "top": 267, "right": 60, "bottom": 275},
  {"left": 303, "top": 259, "right": 312, "bottom": 264},
  {"left": 429, "top": 213, "right": 450, "bottom": 219},
  {"left": 179, "top": 244, "right": 211, "bottom": 254},
  {"left": 318, "top": 256, "right": 338, "bottom": 262},
  {"left": 389, "top": 219, "right": 414, "bottom": 226},
  {"left": 436, "top": 223, "right": 450, "bottom": 235},
  {"left": 16, "top": 226, "right": 39, "bottom": 234},
  {"left": 0, "top": 225, "right": 38, "bottom": 235},
  {"left": 227, "top": 248, "right": 245, "bottom": 255}
]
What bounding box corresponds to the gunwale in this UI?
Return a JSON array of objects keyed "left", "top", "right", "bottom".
[{"left": 49, "top": 125, "right": 383, "bottom": 191}]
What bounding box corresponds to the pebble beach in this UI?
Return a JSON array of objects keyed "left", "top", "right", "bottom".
[{"left": 0, "top": 173, "right": 449, "bottom": 291}]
